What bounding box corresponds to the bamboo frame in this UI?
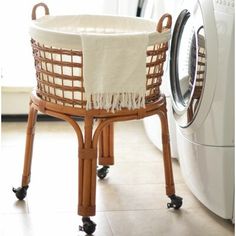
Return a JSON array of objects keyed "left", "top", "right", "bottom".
[
  {"left": 98, "top": 121, "right": 114, "bottom": 166},
  {"left": 19, "top": 3, "right": 176, "bottom": 218}
]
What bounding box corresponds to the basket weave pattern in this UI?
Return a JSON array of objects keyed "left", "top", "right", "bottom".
[{"left": 31, "top": 40, "right": 168, "bottom": 109}]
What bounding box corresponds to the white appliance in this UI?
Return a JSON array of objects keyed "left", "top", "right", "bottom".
[
  {"left": 169, "top": 0, "right": 234, "bottom": 219},
  {"left": 143, "top": 0, "right": 180, "bottom": 158}
]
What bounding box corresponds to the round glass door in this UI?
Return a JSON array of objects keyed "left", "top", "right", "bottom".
[{"left": 170, "top": 6, "right": 206, "bottom": 127}]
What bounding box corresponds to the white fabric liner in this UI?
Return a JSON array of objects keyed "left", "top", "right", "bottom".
[
  {"left": 29, "top": 15, "right": 171, "bottom": 111},
  {"left": 29, "top": 15, "right": 170, "bottom": 50}
]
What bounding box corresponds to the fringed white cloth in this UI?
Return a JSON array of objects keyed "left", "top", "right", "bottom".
[{"left": 81, "top": 33, "right": 149, "bottom": 112}]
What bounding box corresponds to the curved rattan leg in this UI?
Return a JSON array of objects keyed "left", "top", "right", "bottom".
[
  {"left": 78, "top": 117, "right": 97, "bottom": 217},
  {"left": 21, "top": 103, "right": 38, "bottom": 187},
  {"left": 158, "top": 107, "right": 175, "bottom": 197},
  {"left": 98, "top": 121, "right": 114, "bottom": 166}
]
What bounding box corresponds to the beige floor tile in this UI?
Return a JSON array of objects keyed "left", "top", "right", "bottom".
[
  {"left": 113, "top": 120, "right": 167, "bottom": 163},
  {"left": 0, "top": 150, "right": 28, "bottom": 214},
  {"left": 1, "top": 123, "right": 27, "bottom": 157},
  {"left": 1, "top": 120, "right": 234, "bottom": 236},
  {"left": 96, "top": 182, "right": 203, "bottom": 212},
  {"left": 1, "top": 212, "right": 112, "bottom": 236},
  {"left": 97, "top": 183, "right": 167, "bottom": 212},
  {"left": 24, "top": 152, "right": 78, "bottom": 213},
  {"left": 0, "top": 189, "right": 29, "bottom": 214},
  {"left": 106, "top": 208, "right": 234, "bottom": 236},
  {"left": 103, "top": 159, "right": 183, "bottom": 185}
]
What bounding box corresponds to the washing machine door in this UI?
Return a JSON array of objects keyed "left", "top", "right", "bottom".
[{"left": 170, "top": 3, "right": 206, "bottom": 128}]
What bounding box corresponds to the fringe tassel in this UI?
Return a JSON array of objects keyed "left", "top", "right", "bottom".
[{"left": 85, "top": 92, "right": 146, "bottom": 112}]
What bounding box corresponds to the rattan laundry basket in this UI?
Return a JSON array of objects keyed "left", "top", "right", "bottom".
[
  {"left": 13, "top": 3, "right": 182, "bottom": 235},
  {"left": 29, "top": 4, "right": 172, "bottom": 111}
]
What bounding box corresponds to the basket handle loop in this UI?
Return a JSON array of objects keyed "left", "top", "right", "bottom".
[
  {"left": 32, "top": 3, "right": 50, "bottom": 20},
  {"left": 157, "top": 14, "right": 172, "bottom": 33}
]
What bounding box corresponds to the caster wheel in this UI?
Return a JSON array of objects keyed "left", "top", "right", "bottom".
[
  {"left": 97, "top": 166, "right": 109, "bottom": 180},
  {"left": 12, "top": 186, "right": 28, "bottom": 200},
  {"left": 167, "top": 194, "right": 183, "bottom": 210},
  {"left": 79, "top": 217, "right": 96, "bottom": 235}
]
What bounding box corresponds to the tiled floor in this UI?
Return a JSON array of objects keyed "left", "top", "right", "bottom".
[{"left": 1, "top": 120, "right": 234, "bottom": 236}]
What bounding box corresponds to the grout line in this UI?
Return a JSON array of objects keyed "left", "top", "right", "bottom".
[{"left": 104, "top": 211, "right": 115, "bottom": 236}]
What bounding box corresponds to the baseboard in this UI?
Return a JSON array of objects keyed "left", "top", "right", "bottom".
[
  {"left": 2, "top": 114, "right": 60, "bottom": 122},
  {"left": 1, "top": 114, "right": 83, "bottom": 122}
]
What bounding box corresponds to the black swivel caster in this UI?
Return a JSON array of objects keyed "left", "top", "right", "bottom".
[
  {"left": 167, "top": 194, "right": 183, "bottom": 209},
  {"left": 97, "top": 166, "right": 109, "bottom": 179},
  {"left": 12, "top": 186, "right": 28, "bottom": 200},
  {"left": 79, "top": 217, "right": 96, "bottom": 235}
]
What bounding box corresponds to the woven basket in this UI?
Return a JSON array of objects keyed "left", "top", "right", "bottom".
[{"left": 30, "top": 4, "right": 171, "bottom": 110}]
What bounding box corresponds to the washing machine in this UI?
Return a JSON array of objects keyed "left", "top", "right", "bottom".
[
  {"left": 143, "top": 0, "right": 180, "bottom": 158},
  {"left": 169, "top": 0, "right": 234, "bottom": 219}
]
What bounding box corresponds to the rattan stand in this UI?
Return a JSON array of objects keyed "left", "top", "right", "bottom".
[{"left": 13, "top": 3, "right": 183, "bottom": 234}]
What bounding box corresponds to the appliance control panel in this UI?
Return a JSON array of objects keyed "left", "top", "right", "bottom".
[{"left": 214, "top": 0, "right": 234, "bottom": 14}]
